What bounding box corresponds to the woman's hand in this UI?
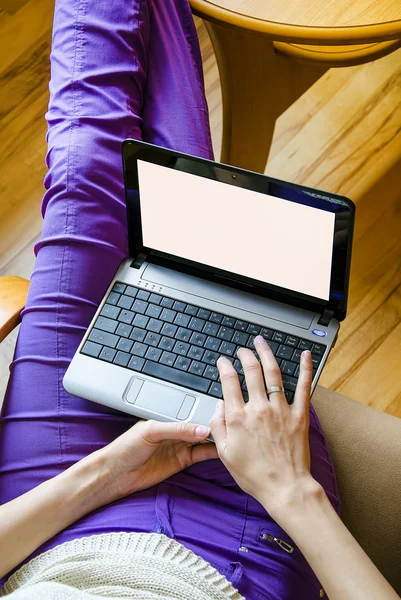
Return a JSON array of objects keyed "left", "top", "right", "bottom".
[
  {"left": 210, "top": 335, "right": 320, "bottom": 519},
  {"left": 96, "top": 420, "right": 218, "bottom": 503}
]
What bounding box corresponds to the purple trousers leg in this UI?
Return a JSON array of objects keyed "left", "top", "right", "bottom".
[{"left": 0, "top": 1, "right": 339, "bottom": 597}]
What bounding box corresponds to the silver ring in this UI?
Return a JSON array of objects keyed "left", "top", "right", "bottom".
[{"left": 266, "top": 386, "right": 285, "bottom": 397}]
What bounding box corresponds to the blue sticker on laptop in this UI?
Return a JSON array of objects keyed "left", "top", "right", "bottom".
[{"left": 312, "top": 329, "right": 327, "bottom": 338}]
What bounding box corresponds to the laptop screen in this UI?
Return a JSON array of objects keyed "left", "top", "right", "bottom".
[{"left": 137, "top": 160, "right": 335, "bottom": 301}]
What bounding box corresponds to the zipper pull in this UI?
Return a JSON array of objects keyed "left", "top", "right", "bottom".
[{"left": 262, "top": 533, "right": 294, "bottom": 554}]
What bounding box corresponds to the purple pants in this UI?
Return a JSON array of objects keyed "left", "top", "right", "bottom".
[{"left": 0, "top": 0, "right": 340, "bottom": 597}]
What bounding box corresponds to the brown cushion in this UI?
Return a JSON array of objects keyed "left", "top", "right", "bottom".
[{"left": 312, "top": 386, "right": 401, "bottom": 595}]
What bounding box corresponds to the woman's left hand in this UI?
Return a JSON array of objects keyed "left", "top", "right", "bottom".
[{"left": 95, "top": 420, "right": 218, "bottom": 502}]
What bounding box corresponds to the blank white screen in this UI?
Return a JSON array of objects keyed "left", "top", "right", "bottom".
[{"left": 138, "top": 161, "right": 335, "bottom": 300}]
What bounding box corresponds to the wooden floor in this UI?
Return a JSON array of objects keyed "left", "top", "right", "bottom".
[{"left": 1, "top": 0, "right": 401, "bottom": 418}]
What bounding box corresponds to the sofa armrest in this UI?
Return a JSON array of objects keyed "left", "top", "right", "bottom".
[
  {"left": 0, "top": 276, "right": 30, "bottom": 343},
  {"left": 312, "top": 386, "right": 401, "bottom": 595}
]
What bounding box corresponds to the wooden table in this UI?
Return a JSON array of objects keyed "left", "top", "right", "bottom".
[{"left": 190, "top": 0, "right": 401, "bottom": 172}]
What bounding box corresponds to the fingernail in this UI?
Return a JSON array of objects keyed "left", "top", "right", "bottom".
[
  {"left": 302, "top": 350, "right": 311, "bottom": 360},
  {"left": 217, "top": 356, "right": 230, "bottom": 365},
  {"left": 254, "top": 335, "right": 265, "bottom": 344},
  {"left": 195, "top": 426, "right": 210, "bottom": 438}
]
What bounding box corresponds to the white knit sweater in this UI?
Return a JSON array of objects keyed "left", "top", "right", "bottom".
[{"left": 0, "top": 532, "right": 244, "bottom": 600}]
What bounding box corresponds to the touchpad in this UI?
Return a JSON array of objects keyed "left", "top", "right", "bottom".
[{"left": 125, "top": 377, "right": 196, "bottom": 420}]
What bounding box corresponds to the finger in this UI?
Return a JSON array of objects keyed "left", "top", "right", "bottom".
[
  {"left": 191, "top": 441, "right": 219, "bottom": 464},
  {"left": 253, "top": 335, "right": 286, "bottom": 408},
  {"left": 293, "top": 350, "right": 312, "bottom": 417},
  {"left": 217, "top": 356, "right": 245, "bottom": 420},
  {"left": 142, "top": 420, "right": 211, "bottom": 445},
  {"left": 237, "top": 347, "right": 266, "bottom": 401},
  {"left": 209, "top": 399, "right": 227, "bottom": 447}
]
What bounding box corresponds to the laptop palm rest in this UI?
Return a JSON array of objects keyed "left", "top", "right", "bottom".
[{"left": 125, "top": 377, "right": 196, "bottom": 420}]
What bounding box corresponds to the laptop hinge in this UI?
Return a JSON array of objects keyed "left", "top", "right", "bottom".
[
  {"left": 317, "top": 308, "right": 335, "bottom": 327},
  {"left": 130, "top": 252, "right": 148, "bottom": 269}
]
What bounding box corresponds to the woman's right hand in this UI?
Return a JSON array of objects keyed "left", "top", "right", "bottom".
[{"left": 210, "top": 336, "right": 322, "bottom": 520}]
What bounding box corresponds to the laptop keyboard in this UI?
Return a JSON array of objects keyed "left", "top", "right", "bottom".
[{"left": 81, "top": 283, "right": 326, "bottom": 405}]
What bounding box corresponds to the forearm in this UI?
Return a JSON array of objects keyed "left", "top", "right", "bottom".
[
  {"left": 0, "top": 452, "right": 109, "bottom": 580},
  {"left": 266, "top": 482, "right": 399, "bottom": 600}
]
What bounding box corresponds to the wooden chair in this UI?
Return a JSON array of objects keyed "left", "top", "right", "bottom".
[{"left": 0, "top": 274, "right": 400, "bottom": 593}]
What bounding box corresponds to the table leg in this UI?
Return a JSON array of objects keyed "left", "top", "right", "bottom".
[{"left": 205, "top": 22, "right": 328, "bottom": 172}]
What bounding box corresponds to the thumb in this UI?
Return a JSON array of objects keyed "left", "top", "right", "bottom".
[
  {"left": 209, "top": 400, "right": 227, "bottom": 448},
  {"left": 141, "top": 420, "right": 211, "bottom": 444}
]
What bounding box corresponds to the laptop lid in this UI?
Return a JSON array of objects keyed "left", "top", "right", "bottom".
[{"left": 122, "top": 140, "right": 355, "bottom": 323}]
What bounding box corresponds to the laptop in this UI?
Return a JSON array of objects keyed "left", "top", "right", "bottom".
[{"left": 63, "top": 140, "right": 355, "bottom": 429}]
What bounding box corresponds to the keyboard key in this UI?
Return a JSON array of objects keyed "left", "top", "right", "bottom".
[
  {"left": 188, "top": 346, "right": 204, "bottom": 361},
  {"left": 160, "top": 308, "right": 176, "bottom": 323},
  {"left": 131, "top": 342, "right": 147, "bottom": 357},
  {"left": 294, "top": 365, "right": 300, "bottom": 377},
  {"left": 175, "top": 356, "right": 191, "bottom": 371},
  {"left": 285, "top": 335, "right": 299, "bottom": 348},
  {"left": 130, "top": 327, "right": 146, "bottom": 343},
  {"left": 222, "top": 316, "right": 235, "bottom": 327},
  {"left": 118, "top": 310, "right": 135, "bottom": 325},
  {"left": 142, "top": 361, "right": 209, "bottom": 393},
  {"left": 144, "top": 332, "right": 161, "bottom": 347},
  {"left": 204, "top": 365, "right": 219, "bottom": 381},
  {"left": 217, "top": 326, "right": 234, "bottom": 341},
  {"left": 205, "top": 337, "right": 220, "bottom": 351},
  {"left": 246, "top": 336, "right": 255, "bottom": 349},
  {"left": 125, "top": 285, "right": 138, "bottom": 298},
  {"left": 247, "top": 323, "right": 260, "bottom": 335},
  {"left": 161, "top": 323, "right": 178, "bottom": 338},
  {"left": 189, "top": 332, "right": 206, "bottom": 346},
  {"left": 147, "top": 318, "right": 163, "bottom": 333},
  {"left": 197, "top": 308, "right": 211, "bottom": 319},
  {"left": 232, "top": 331, "right": 249, "bottom": 346},
  {"left": 116, "top": 323, "right": 132, "bottom": 338},
  {"left": 132, "top": 299, "right": 147, "bottom": 314},
  {"left": 113, "top": 282, "right": 126, "bottom": 293},
  {"left": 210, "top": 312, "right": 223, "bottom": 324},
  {"left": 173, "top": 300, "right": 186, "bottom": 312},
  {"left": 145, "top": 304, "right": 162, "bottom": 319},
  {"left": 117, "top": 338, "right": 133, "bottom": 353},
  {"left": 117, "top": 295, "right": 133, "bottom": 310},
  {"left": 160, "top": 351, "right": 176, "bottom": 367},
  {"left": 189, "top": 361, "right": 205, "bottom": 376},
  {"left": 209, "top": 381, "right": 222, "bottom": 398},
  {"left": 233, "top": 359, "right": 244, "bottom": 375},
  {"left": 234, "top": 320, "right": 248, "bottom": 332},
  {"left": 161, "top": 297, "right": 174, "bottom": 308},
  {"left": 203, "top": 322, "right": 219, "bottom": 336},
  {"left": 95, "top": 316, "right": 118, "bottom": 333},
  {"left": 284, "top": 390, "right": 294, "bottom": 405},
  {"left": 267, "top": 340, "right": 279, "bottom": 354},
  {"left": 145, "top": 347, "right": 162, "bottom": 362},
  {"left": 173, "top": 341, "right": 190, "bottom": 356},
  {"left": 88, "top": 329, "right": 119, "bottom": 348},
  {"left": 149, "top": 293, "right": 162, "bottom": 305},
  {"left": 277, "top": 345, "right": 294, "bottom": 360},
  {"left": 106, "top": 291, "right": 120, "bottom": 306},
  {"left": 188, "top": 317, "right": 206, "bottom": 332},
  {"left": 280, "top": 360, "right": 297, "bottom": 376},
  {"left": 113, "top": 351, "right": 130, "bottom": 367},
  {"left": 100, "top": 304, "right": 120, "bottom": 319},
  {"left": 272, "top": 331, "right": 286, "bottom": 343},
  {"left": 176, "top": 327, "right": 191, "bottom": 342},
  {"left": 204, "top": 350, "right": 219, "bottom": 366},
  {"left": 311, "top": 354, "right": 321, "bottom": 369},
  {"left": 82, "top": 341, "right": 102, "bottom": 358},
  {"left": 184, "top": 304, "right": 198, "bottom": 316},
  {"left": 137, "top": 290, "right": 150, "bottom": 301},
  {"left": 312, "top": 343, "right": 326, "bottom": 356},
  {"left": 298, "top": 339, "right": 312, "bottom": 350},
  {"left": 219, "top": 341, "right": 236, "bottom": 357},
  {"left": 292, "top": 348, "right": 302, "bottom": 363},
  {"left": 174, "top": 313, "right": 191, "bottom": 327},
  {"left": 133, "top": 314, "right": 149, "bottom": 329},
  {"left": 260, "top": 327, "right": 273, "bottom": 340},
  {"left": 281, "top": 374, "right": 298, "bottom": 392},
  {"left": 100, "top": 347, "right": 116, "bottom": 362},
  {"left": 128, "top": 355, "right": 145, "bottom": 371},
  {"left": 159, "top": 336, "right": 174, "bottom": 351}
]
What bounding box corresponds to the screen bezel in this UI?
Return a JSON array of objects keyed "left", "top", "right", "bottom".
[{"left": 122, "top": 140, "right": 355, "bottom": 322}]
